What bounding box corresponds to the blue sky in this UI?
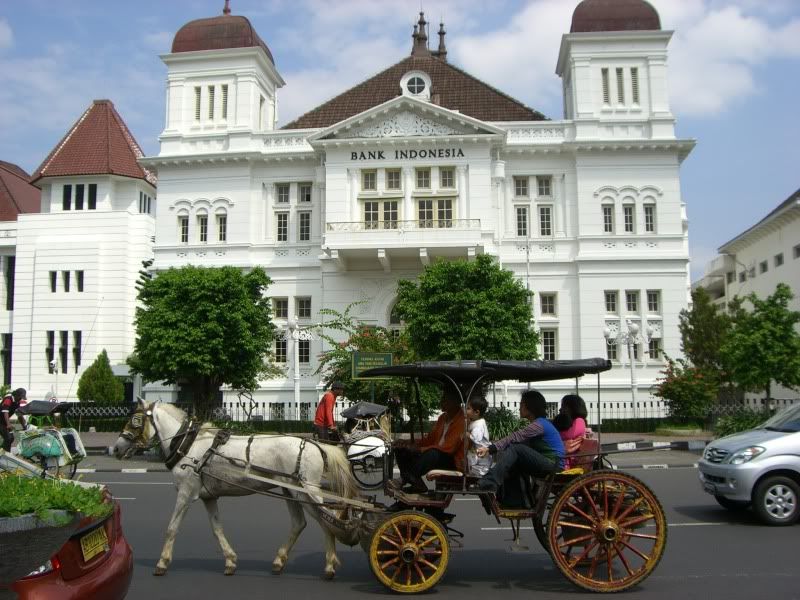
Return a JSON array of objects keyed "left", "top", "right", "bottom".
[{"left": 1, "top": 0, "right": 798, "bottom": 280}]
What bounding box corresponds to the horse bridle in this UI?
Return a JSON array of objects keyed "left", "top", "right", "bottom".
[{"left": 121, "top": 403, "right": 158, "bottom": 449}]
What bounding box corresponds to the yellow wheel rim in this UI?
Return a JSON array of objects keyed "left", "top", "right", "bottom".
[{"left": 369, "top": 511, "right": 450, "bottom": 593}]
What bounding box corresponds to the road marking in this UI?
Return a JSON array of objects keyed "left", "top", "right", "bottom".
[
  {"left": 94, "top": 481, "right": 174, "bottom": 485},
  {"left": 642, "top": 464, "right": 669, "bottom": 469},
  {"left": 113, "top": 497, "right": 136, "bottom": 500},
  {"left": 617, "top": 442, "right": 637, "bottom": 450},
  {"left": 121, "top": 468, "right": 148, "bottom": 473},
  {"left": 77, "top": 468, "right": 97, "bottom": 473},
  {"left": 481, "top": 522, "right": 725, "bottom": 531}
]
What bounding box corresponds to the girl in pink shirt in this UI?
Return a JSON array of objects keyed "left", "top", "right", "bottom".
[{"left": 553, "top": 394, "right": 588, "bottom": 468}]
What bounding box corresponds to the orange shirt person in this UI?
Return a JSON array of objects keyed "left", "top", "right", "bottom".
[
  {"left": 313, "top": 382, "right": 344, "bottom": 440},
  {"left": 394, "top": 388, "right": 466, "bottom": 493}
]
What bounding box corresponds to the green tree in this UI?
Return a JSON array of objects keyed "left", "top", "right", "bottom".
[
  {"left": 652, "top": 357, "right": 718, "bottom": 424},
  {"left": 128, "top": 266, "right": 276, "bottom": 413},
  {"left": 679, "top": 287, "right": 732, "bottom": 374},
  {"left": 395, "top": 254, "right": 539, "bottom": 361},
  {"left": 314, "top": 303, "right": 439, "bottom": 437},
  {"left": 77, "top": 350, "right": 125, "bottom": 406},
  {"left": 720, "top": 283, "right": 800, "bottom": 399}
]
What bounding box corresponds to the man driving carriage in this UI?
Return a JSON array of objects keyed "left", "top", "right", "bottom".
[
  {"left": 313, "top": 381, "right": 345, "bottom": 440},
  {"left": 473, "top": 389, "right": 565, "bottom": 507},
  {"left": 1, "top": 388, "right": 27, "bottom": 451},
  {"left": 393, "top": 386, "right": 466, "bottom": 494}
]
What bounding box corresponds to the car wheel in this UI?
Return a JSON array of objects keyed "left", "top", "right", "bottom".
[
  {"left": 753, "top": 476, "right": 799, "bottom": 526},
  {"left": 714, "top": 495, "right": 750, "bottom": 511}
]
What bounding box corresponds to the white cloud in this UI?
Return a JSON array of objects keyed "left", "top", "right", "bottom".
[{"left": 0, "top": 18, "right": 13, "bottom": 50}]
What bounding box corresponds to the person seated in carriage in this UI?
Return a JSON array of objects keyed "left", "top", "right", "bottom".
[
  {"left": 393, "top": 386, "right": 466, "bottom": 494},
  {"left": 553, "top": 394, "right": 589, "bottom": 469},
  {"left": 473, "top": 390, "right": 564, "bottom": 507}
]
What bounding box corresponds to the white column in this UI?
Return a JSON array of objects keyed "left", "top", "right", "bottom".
[
  {"left": 264, "top": 183, "right": 273, "bottom": 241},
  {"left": 349, "top": 169, "right": 359, "bottom": 223},
  {"left": 456, "top": 166, "right": 467, "bottom": 221},
  {"left": 403, "top": 167, "right": 414, "bottom": 224},
  {"left": 504, "top": 177, "right": 515, "bottom": 236},
  {"left": 555, "top": 173, "right": 566, "bottom": 237}
]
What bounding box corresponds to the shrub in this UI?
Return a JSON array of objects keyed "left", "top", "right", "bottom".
[
  {"left": 652, "top": 358, "right": 718, "bottom": 425},
  {"left": 0, "top": 474, "right": 111, "bottom": 521},
  {"left": 485, "top": 406, "right": 525, "bottom": 440},
  {"left": 714, "top": 407, "right": 769, "bottom": 438},
  {"left": 77, "top": 350, "right": 124, "bottom": 406}
]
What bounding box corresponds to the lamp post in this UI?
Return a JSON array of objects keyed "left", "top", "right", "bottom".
[
  {"left": 287, "top": 316, "right": 315, "bottom": 413},
  {"left": 603, "top": 319, "right": 652, "bottom": 419}
]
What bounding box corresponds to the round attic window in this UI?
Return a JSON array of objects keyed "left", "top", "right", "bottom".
[{"left": 407, "top": 77, "right": 426, "bottom": 95}]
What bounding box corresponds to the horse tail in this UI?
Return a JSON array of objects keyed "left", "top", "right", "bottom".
[{"left": 319, "top": 444, "right": 359, "bottom": 501}]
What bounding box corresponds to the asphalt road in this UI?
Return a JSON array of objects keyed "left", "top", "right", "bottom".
[{"left": 80, "top": 467, "right": 800, "bottom": 600}]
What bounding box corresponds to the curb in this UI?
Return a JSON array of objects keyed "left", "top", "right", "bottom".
[
  {"left": 77, "top": 467, "right": 169, "bottom": 473},
  {"left": 611, "top": 463, "right": 698, "bottom": 470},
  {"left": 600, "top": 440, "right": 709, "bottom": 452}
]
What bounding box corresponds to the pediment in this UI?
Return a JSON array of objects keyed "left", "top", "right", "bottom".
[
  {"left": 339, "top": 111, "right": 466, "bottom": 139},
  {"left": 308, "top": 96, "right": 504, "bottom": 143}
]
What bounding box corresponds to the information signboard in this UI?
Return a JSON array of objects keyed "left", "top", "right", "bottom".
[{"left": 351, "top": 352, "right": 393, "bottom": 380}]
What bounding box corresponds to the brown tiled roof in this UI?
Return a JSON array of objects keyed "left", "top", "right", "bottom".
[
  {"left": 0, "top": 161, "right": 40, "bottom": 221},
  {"left": 283, "top": 55, "right": 547, "bottom": 130},
  {"left": 172, "top": 14, "right": 274, "bottom": 65},
  {"left": 30, "top": 99, "right": 156, "bottom": 187},
  {"left": 571, "top": 0, "right": 661, "bottom": 33}
]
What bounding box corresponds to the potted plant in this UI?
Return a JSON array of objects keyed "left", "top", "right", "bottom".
[{"left": 0, "top": 472, "right": 111, "bottom": 593}]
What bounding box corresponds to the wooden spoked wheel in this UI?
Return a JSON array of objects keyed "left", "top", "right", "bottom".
[
  {"left": 368, "top": 511, "right": 450, "bottom": 594},
  {"left": 547, "top": 470, "right": 667, "bottom": 592}
]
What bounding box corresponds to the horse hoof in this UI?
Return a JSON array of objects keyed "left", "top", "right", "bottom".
[
  {"left": 323, "top": 570, "right": 336, "bottom": 581},
  {"left": 224, "top": 566, "right": 236, "bottom": 576},
  {"left": 272, "top": 563, "right": 285, "bottom": 575},
  {"left": 153, "top": 567, "right": 167, "bottom": 576}
]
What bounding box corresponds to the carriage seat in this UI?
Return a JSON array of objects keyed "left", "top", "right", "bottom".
[{"left": 425, "top": 469, "right": 465, "bottom": 481}]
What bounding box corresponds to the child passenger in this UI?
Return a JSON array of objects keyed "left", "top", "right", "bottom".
[{"left": 466, "top": 394, "right": 492, "bottom": 476}]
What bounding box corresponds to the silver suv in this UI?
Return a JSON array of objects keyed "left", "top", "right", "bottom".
[{"left": 698, "top": 403, "right": 800, "bottom": 525}]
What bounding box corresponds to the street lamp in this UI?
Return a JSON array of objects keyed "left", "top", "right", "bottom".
[
  {"left": 603, "top": 319, "right": 653, "bottom": 419},
  {"left": 287, "top": 316, "right": 315, "bottom": 413}
]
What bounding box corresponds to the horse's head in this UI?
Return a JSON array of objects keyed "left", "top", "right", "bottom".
[{"left": 114, "top": 399, "right": 156, "bottom": 460}]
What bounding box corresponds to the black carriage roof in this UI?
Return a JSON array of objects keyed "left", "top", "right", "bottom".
[
  {"left": 359, "top": 358, "right": 611, "bottom": 384},
  {"left": 17, "top": 401, "right": 74, "bottom": 416},
  {"left": 340, "top": 401, "right": 389, "bottom": 419}
]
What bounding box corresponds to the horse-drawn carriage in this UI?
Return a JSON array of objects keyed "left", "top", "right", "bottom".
[
  {"left": 15, "top": 401, "right": 87, "bottom": 478},
  {"left": 114, "top": 358, "right": 666, "bottom": 593}
]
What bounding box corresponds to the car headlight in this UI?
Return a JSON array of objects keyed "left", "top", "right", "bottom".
[{"left": 728, "top": 446, "right": 765, "bottom": 465}]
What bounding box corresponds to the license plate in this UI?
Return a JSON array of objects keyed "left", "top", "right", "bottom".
[
  {"left": 703, "top": 482, "right": 716, "bottom": 495},
  {"left": 80, "top": 526, "right": 109, "bottom": 562}
]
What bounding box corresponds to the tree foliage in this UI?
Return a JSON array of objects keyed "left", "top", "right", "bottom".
[
  {"left": 679, "top": 287, "right": 733, "bottom": 374},
  {"left": 652, "top": 357, "right": 718, "bottom": 423},
  {"left": 719, "top": 283, "right": 800, "bottom": 399},
  {"left": 395, "top": 254, "right": 539, "bottom": 361},
  {"left": 314, "top": 303, "right": 439, "bottom": 435},
  {"left": 77, "top": 350, "right": 125, "bottom": 406},
  {"left": 128, "top": 266, "right": 276, "bottom": 411}
]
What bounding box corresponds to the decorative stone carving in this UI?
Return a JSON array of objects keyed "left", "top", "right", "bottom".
[
  {"left": 275, "top": 249, "right": 289, "bottom": 257},
  {"left": 624, "top": 242, "right": 638, "bottom": 248},
  {"left": 603, "top": 242, "right": 617, "bottom": 249},
  {"left": 604, "top": 321, "right": 620, "bottom": 337},
  {"left": 538, "top": 244, "right": 554, "bottom": 252},
  {"left": 340, "top": 111, "right": 463, "bottom": 139},
  {"left": 506, "top": 126, "right": 565, "bottom": 141},
  {"left": 296, "top": 248, "right": 311, "bottom": 257}
]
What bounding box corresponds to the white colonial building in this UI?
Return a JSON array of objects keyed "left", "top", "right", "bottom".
[
  {"left": 0, "top": 100, "right": 156, "bottom": 402},
  {"left": 695, "top": 188, "right": 800, "bottom": 404},
  {"left": 140, "top": 0, "right": 694, "bottom": 418}
]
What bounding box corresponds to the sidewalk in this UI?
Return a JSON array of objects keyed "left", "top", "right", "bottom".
[{"left": 53, "top": 430, "right": 712, "bottom": 473}]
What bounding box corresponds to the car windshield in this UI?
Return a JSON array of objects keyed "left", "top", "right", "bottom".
[{"left": 760, "top": 404, "right": 800, "bottom": 432}]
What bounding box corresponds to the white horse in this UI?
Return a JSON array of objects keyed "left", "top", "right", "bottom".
[{"left": 113, "top": 400, "right": 362, "bottom": 579}]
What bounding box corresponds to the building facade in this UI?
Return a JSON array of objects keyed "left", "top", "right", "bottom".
[
  {"left": 142, "top": 0, "right": 694, "bottom": 417},
  {"left": 695, "top": 188, "right": 800, "bottom": 404},
  {"left": 0, "top": 100, "right": 156, "bottom": 401}
]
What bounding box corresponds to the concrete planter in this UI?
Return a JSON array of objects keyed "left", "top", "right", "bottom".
[{"left": 0, "top": 511, "right": 82, "bottom": 591}]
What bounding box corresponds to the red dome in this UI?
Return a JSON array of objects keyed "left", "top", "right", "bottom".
[
  {"left": 171, "top": 14, "right": 274, "bottom": 64},
  {"left": 571, "top": 0, "right": 661, "bottom": 33}
]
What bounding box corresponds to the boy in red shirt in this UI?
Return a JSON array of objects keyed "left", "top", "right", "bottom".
[{"left": 313, "top": 382, "right": 344, "bottom": 440}]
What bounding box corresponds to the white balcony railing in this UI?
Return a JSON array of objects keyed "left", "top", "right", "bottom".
[{"left": 326, "top": 218, "right": 481, "bottom": 233}]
